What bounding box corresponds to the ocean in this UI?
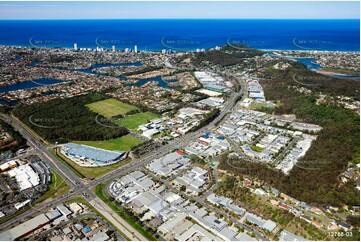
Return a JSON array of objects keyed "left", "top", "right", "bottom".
[{"left": 0, "top": 19, "right": 359, "bottom": 51}]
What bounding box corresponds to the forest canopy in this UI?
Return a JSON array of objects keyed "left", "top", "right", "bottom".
[{"left": 13, "top": 94, "right": 129, "bottom": 143}]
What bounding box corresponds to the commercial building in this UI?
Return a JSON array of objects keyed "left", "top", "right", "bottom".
[
  {"left": 207, "top": 193, "right": 246, "bottom": 217},
  {"left": 61, "top": 143, "right": 126, "bottom": 167},
  {"left": 0, "top": 214, "right": 50, "bottom": 241},
  {"left": 69, "top": 203, "right": 84, "bottom": 214},
  {"left": 56, "top": 204, "right": 73, "bottom": 217},
  {"left": 197, "top": 97, "right": 225, "bottom": 108},
  {"left": 173, "top": 167, "right": 208, "bottom": 195},
  {"left": 178, "top": 108, "right": 205, "bottom": 120},
  {"left": 185, "top": 132, "right": 231, "bottom": 158},
  {"left": 278, "top": 230, "right": 307, "bottom": 241},
  {"left": 195, "top": 88, "right": 222, "bottom": 97},
  {"left": 45, "top": 208, "right": 63, "bottom": 221},
  {"left": 7, "top": 164, "right": 40, "bottom": 191},
  {"left": 0, "top": 160, "right": 17, "bottom": 171},
  {"left": 175, "top": 224, "right": 221, "bottom": 241},
  {"left": 194, "top": 71, "right": 231, "bottom": 93},
  {"left": 245, "top": 213, "right": 277, "bottom": 233},
  {"left": 147, "top": 152, "right": 190, "bottom": 176},
  {"left": 247, "top": 79, "right": 265, "bottom": 102},
  {"left": 14, "top": 199, "right": 31, "bottom": 210}
]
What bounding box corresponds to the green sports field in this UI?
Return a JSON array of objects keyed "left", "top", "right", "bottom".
[
  {"left": 115, "top": 112, "right": 160, "bottom": 131},
  {"left": 86, "top": 98, "right": 139, "bottom": 118},
  {"left": 73, "top": 134, "right": 142, "bottom": 151}
]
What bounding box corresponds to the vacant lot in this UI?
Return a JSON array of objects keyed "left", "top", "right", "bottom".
[
  {"left": 74, "top": 134, "right": 142, "bottom": 151},
  {"left": 115, "top": 112, "right": 159, "bottom": 131},
  {"left": 86, "top": 98, "right": 139, "bottom": 118}
]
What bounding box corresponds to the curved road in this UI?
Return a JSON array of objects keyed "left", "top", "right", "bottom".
[{"left": 0, "top": 84, "right": 269, "bottom": 241}]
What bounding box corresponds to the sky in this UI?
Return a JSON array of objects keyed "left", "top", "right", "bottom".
[{"left": 0, "top": 1, "right": 359, "bottom": 20}]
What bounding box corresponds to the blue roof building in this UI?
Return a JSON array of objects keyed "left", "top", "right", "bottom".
[{"left": 62, "top": 143, "right": 125, "bottom": 164}]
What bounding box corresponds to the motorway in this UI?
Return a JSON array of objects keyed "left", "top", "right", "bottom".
[
  {"left": 0, "top": 113, "right": 156, "bottom": 240},
  {"left": 0, "top": 84, "right": 270, "bottom": 240},
  {"left": 0, "top": 114, "right": 79, "bottom": 189}
]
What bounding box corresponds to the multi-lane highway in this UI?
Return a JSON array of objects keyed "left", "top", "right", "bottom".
[
  {"left": 0, "top": 113, "right": 79, "bottom": 189},
  {"left": 0, "top": 84, "right": 265, "bottom": 240}
]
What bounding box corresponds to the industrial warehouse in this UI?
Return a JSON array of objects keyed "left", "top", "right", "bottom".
[
  {"left": 60, "top": 143, "right": 127, "bottom": 167},
  {"left": 0, "top": 156, "right": 52, "bottom": 219},
  {"left": 0, "top": 202, "right": 107, "bottom": 241},
  {"left": 0, "top": 2, "right": 359, "bottom": 241}
]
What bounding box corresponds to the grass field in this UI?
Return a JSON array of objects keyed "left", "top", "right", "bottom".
[
  {"left": 35, "top": 170, "right": 69, "bottom": 203},
  {"left": 115, "top": 112, "right": 159, "bottom": 131},
  {"left": 250, "top": 145, "right": 265, "bottom": 152},
  {"left": 74, "top": 134, "right": 142, "bottom": 151},
  {"left": 51, "top": 147, "right": 131, "bottom": 179},
  {"left": 86, "top": 98, "right": 139, "bottom": 118}
]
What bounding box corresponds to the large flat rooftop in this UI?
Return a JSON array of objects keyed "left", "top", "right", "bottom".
[
  {"left": 62, "top": 143, "right": 125, "bottom": 163},
  {"left": 0, "top": 213, "right": 50, "bottom": 241}
]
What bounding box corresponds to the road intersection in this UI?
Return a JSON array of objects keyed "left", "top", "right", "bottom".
[{"left": 0, "top": 84, "right": 270, "bottom": 240}]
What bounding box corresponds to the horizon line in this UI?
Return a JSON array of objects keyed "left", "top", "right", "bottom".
[{"left": 0, "top": 18, "right": 360, "bottom": 20}]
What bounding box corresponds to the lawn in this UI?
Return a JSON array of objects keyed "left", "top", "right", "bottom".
[
  {"left": 250, "top": 145, "right": 265, "bottom": 152},
  {"left": 35, "top": 170, "right": 69, "bottom": 203},
  {"left": 86, "top": 98, "right": 139, "bottom": 118},
  {"left": 74, "top": 134, "right": 142, "bottom": 151},
  {"left": 51, "top": 147, "right": 131, "bottom": 179},
  {"left": 115, "top": 112, "right": 160, "bottom": 131}
]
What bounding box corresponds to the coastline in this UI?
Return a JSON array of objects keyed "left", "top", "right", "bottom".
[
  {"left": 1, "top": 44, "right": 360, "bottom": 53},
  {"left": 262, "top": 49, "right": 360, "bottom": 53},
  {"left": 1, "top": 44, "right": 359, "bottom": 79}
]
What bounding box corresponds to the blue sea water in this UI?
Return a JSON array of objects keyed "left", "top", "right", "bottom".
[
  {"left": 0, "top": 20, "right": 359, "bottom": 101},
  {"left": 0, "top": 19, "right": 359, "bottom": 51}
]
